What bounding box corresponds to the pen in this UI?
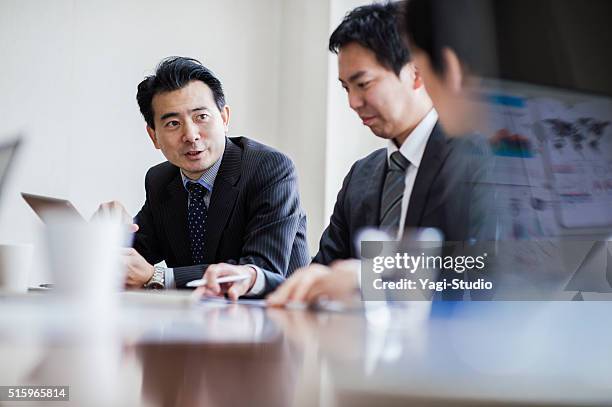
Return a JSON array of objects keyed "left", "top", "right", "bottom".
[{"left": 186, "top": 274, "right": 250, "bottom": 288}]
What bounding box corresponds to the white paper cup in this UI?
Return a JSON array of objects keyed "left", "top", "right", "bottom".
[
  {"left": 44, "top": 212, "right": 126, "bottom": 311},
  {"left": 0, "top": 243, "right": 34, "bottom": 293}
]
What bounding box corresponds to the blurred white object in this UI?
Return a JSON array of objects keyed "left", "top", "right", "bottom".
[
  {"left": 0, "top": 243, "right": 33, "bottom": 293},
  {"left": 415, "top": 227, "right": 444, "bottom": 243},
  {"left": 44, "top": 212, "right": 126, "bottom": 311}
]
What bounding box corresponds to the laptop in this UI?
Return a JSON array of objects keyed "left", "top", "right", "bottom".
[{"left": 21, "top": 192, "right": 84, "bottom": 222}]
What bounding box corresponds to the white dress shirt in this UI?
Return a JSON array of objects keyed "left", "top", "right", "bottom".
[
  {"left": 383, "top": 109, "right": 438, "bottom": 317},
  {"left": 386, "top": 108, "right": 438, "bottom": 239}
]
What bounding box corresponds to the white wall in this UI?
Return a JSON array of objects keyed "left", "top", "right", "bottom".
[
  {"left": 276, "top": 0, "right": 330, "bottom": 253},
  {"left": 325, "top": 0, "right": 386, "bottom": 221},
  {"left": 0, "top": 0, "right": 285, "bottom": 283},
  {"left": 0, "top": 0, "right": 382, "bottom": 284},
  {"left": 275, "top": 0, "right": 382, "bottom": 253}
]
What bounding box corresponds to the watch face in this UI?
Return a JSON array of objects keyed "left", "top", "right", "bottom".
[
  {"left": 147, "top": 282, "right": 164, "bottom": 290},
  {"left": 145, "top": 267, "right": 165, "bottom": 289}
]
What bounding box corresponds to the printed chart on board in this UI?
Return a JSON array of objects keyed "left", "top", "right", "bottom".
[
  {"left": 485, "top": 93, "right": 558, "bottom": 238},
  {"left": 483, "top": 89, "right": 612, "bottom": 235},
  {"left": 534, "top": 98, "right": 612, "bottom": 229}
]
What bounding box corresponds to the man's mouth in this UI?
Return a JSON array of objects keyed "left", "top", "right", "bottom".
[
  {"left": 185, "top": 150, "right": 204, "bottom": 159},
  {"left": 360, "top": 116, "right": 376, "bottom": 126}
]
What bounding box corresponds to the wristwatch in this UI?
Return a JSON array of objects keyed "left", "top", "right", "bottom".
[{"left": 144, "top": 265, "right": 166, "bottom": 289}]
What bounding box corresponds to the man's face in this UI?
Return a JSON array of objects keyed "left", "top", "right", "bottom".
[
  {"left": 147, "top": 80, "right": 229, "bottom": 180},
  {"left": 412, "top": 48, "right": 475, "bottom": 136},
  {"left": 338, "top": 42, "right": 427, "bottom": 142}
]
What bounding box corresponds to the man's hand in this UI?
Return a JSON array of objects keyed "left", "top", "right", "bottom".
[
  {"left": 194, "top": 263, "right": 256, "bottom": 301},
  {"left": 122, "top": 248, "right": 154, "bottom": 288},
  {"left": 266, "top": 260, "right": 360, "bottom": 307},
  {"left": 93, "top": 200, "right": 139, "bottom": 233}
]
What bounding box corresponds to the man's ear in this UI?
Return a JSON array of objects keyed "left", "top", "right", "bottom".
[
  {"left": 220, "top": 105, "right": 231, "bottom": 132},
  {"left": 442, "top": 47, "right": 463, "bottom": 94},
  {"left": 399, "top": 63, "right": 419, "bottom": 89},
  {"left": 146, "top": 125, "right": 161, "bottom": 149},
  {"left": 411, "top": 63, "right": 425, "bottom": 90}
]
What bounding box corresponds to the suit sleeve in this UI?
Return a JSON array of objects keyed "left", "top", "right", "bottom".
[
  {"left": 170, "top": 264, "right": 206, "bottom": 288},
  {"left": 173, "top": 152, "right": 308, "bottom": 296},
  {"left": 312, "top": 162, "right": 356, "bottom": 265},
  {"left": 237, "top": 152, "right": 307, "bottom": 294}
]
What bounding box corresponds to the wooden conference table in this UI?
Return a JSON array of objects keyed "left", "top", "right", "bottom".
[{"left": 0, "top": 291, "right": 611, "bottom": 406}]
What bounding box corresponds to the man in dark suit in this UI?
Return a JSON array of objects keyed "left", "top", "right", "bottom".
[
  {"left": 98, "top": 57, "right": 309, "bottom": 299},
  {"left": 268, "top": 3, "right": 487, "bottom": 305}
]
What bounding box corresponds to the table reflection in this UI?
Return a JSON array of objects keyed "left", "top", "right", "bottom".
[{"left": 1, "top": 294, "right": 612, "bottom": 406}]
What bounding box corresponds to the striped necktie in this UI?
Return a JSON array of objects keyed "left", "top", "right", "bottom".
[
  {"left": 187, "top": 182, "right": 208, "bottom": 265},
  {"left": 379, "top": 151, "right": 410, "bottom": 235}
]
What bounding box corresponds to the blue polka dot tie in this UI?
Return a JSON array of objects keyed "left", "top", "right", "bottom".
[{"left": 187, "top": 182, "right": 208, "bottom": 265}]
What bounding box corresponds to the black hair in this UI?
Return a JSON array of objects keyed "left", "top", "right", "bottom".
[
  {"left": 402, "top": 0, "right": 498, "bottom": 77},
  {"left": 328, "top": 2, "right": 411, "bottom": 76},
  {"left": 136, "top": 56, "right": 226, "bottom": 129}
]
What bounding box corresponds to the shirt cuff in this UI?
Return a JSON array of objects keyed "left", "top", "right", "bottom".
[
  {"left": 164, "top": 267, "right": 175, "bottom": 289},
  {"left": 244, "top": 264, "right": 265, "bottom": 296}
]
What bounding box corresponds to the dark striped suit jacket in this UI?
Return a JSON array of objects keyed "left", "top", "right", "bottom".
[
  {"left": 313, "top": 123, "right": 493, "bottom": 265},
  {"left": 133, "top": 136, "right": 309, "bottom": 295}
]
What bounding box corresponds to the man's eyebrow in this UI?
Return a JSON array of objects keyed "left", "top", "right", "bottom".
[
  {"left": 160, "top": 112, "right": 179, "bottom": 121},
  {"left": 347, "top": 71, "right": 367, "bottom": 83},
  {"left": 159, "top": 107, "right": 209, "bottom": 121}
]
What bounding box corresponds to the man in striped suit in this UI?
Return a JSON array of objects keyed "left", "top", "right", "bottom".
[{"left": 97, "top": 57, "right": 309, "bottom": 299}]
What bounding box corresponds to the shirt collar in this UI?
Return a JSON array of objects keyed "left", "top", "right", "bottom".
[
  {"left": 387, "top": 108, "right": 438, "bottom": 168},
  {"left": 180, "top": 141, "right": 225, "bottom": 192}
]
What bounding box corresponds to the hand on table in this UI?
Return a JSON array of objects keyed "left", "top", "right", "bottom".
[
  {"left": 194, "top": 263, "right": 257, "bottom": 301},
  {"left": 122, "top": 248, "right": 154, "bottom": 288},
  {"left": 266, "top": 259, "right": 360, "bottom": 307}
]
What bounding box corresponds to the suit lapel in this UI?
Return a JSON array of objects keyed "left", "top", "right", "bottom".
[
  {"left": 362, "top": 152, "right": 387, "bottom": 227},
  {"left": 404, "top": 123, "right": 452, "bottom": 228},
  {"left": 162, "top": 172, "right": 192, "bottom": 264},
  {"left": 203, "top": 139, "right": 242, "bottom": 263}
]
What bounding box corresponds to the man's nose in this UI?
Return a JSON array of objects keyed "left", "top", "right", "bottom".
[
  {"left": 348, "top": 91, "right": 364, "bottom": 111},
  {"left": 183, "top": 121, "right": 201, "bottom": 143}
]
